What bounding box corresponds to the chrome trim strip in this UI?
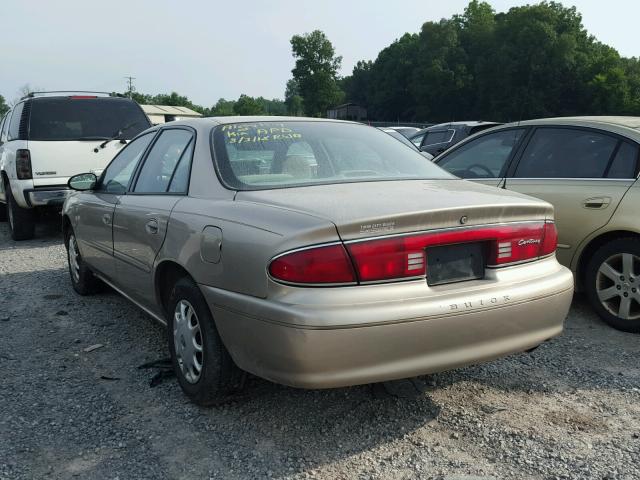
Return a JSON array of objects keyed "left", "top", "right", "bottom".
[
  {"left": 94, "top": 273, "right": 167, "bottom": 326},
  {"left": 269, "top": 241, "right": 344, "bottom": 262},
  {"left": 345, "top": 220, "right": 549, "bottom": 244},
  {"left": 509, "top": 178, "right": 635, "bottom": 181}
]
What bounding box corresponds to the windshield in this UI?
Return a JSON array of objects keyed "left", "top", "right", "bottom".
[
  {"left": 28, "top": 97, "right": 150, "bottom": 141},
  {"left": 212, "top": 121, "right": 452, "bottom": 190}
]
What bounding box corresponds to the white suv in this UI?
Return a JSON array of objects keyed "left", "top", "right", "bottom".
[{"left": 0, "top": 92, "right": 151, "bottom": 240}]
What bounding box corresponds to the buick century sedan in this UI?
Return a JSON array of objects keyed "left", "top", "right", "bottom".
[{"left": 63, "top": 117, "right": 573, "bottom": 405}]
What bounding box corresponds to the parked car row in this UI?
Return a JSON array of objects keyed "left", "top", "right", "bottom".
[{"left": 0, "top": 96, "right": 637, "bottom": 406}]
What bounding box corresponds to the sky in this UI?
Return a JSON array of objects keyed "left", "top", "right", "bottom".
[{"left": 1, "top": 0, "right": 639, "bottom": 107}]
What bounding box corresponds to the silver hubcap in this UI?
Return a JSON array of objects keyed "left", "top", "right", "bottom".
[
  {"left": 596, "top": 253, "right": 640, "bottom": 320},
  {"left": 173, "top": 300, "right": 203, "bottom": 384},
  {"left": 68, "top": 235, "right": 81, "bottom": 283}
]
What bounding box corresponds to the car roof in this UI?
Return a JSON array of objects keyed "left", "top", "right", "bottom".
[
  {"left": 426, "top": 121, "right": 501, "bottom": 130},
  {"left": 496, "top": 116, "right": 640, "bottom": 142},
  {"left": 166, "top": 116, "right": 359, "bottom": 128}
]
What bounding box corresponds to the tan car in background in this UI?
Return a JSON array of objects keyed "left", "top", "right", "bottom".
[
  {"left": 62, "top": 117, "right": 573, "bottom": 405},
  {"left": 434, "top": 117, "right": 640, "bottom": 333}
]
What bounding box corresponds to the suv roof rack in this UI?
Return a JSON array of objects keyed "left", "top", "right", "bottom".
[{"left": 21, "top": 91, "right": 114, "bottom": 100}]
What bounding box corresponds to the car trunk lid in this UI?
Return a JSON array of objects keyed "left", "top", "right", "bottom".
[{"left": 235, "top": 179, "right": 553, "bottom": 240}]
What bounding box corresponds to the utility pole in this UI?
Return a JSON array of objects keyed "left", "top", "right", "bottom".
[{"left": 124, "top": 76, "right": 136, "bottom": 98}]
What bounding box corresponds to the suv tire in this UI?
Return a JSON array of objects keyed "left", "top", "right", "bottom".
[
  {"left": 6, "top": 182, "right": 35, "bottom": 240},
  {"left": 585, "top": 237, "right": 640, "bottom": 333},
  {"left": 167, "top": 277, "right": 242, "bottom": 405},
  {"left": 66, "top": 228, "right": 100, "bottom": 295}
]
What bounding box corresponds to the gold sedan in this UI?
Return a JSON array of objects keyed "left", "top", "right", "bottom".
[{"left": 434, "top": 116, "right": 640, "bottom": 333}]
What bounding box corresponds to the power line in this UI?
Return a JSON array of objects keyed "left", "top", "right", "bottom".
[{"left": 124, "top": 76, "right": 136, "bottom": 98}]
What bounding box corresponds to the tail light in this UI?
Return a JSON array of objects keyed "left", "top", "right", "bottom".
[
  {"left": 268, "top": 222, "right": 558, "bottom": 286},
  {"left": 16, "top": 149, "right": 32, "bottom": 180},
  {"left": 268, "top": 244, "right": 356, "bottom": 285}
]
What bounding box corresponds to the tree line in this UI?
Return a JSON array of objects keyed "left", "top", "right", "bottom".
[
  {"left": 340, "top": 1, "right": 640, "bottom": 122},
  {"left": 3, "top": 1, "right": 639, "bottom": 123}
]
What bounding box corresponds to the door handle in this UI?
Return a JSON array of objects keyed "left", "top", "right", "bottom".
[
  {"left": 145, "top": 218, "right": 159, "bottom": 234},
  {"left": 582, "top": 196, "right": 611, "bottom": 209},
  {"left": 102, "top": 213, "right": 111, "bottom": 225}
]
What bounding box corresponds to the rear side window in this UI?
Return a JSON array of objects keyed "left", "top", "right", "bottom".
[
  {"left": 134, "top": 129, "right": 194, "bottom": 193},
  {"left": 515, "top": 128, "right": 618, "bottom": 178},
  {"left": 422, "top": 129, "right": 454, "bottom": 146},
  {"left": 28, "top": 98, "right": 150, "bottom": 141},
  {"left": 607, "top": 142, "right": 638, "bottom": 179},
  {"left": 437, "top": 129, "right": 525, "bottom": 178},
  {"left": 8, "top": 102, "right": 25, "bottom": 141}
]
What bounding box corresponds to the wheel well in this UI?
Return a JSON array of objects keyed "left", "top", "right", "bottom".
[
  {"left": 155, "top": 261, "right": 193, "bottom": 315},
  {"left": 576, "top": 230, "right": 640, "bottom": 289}
]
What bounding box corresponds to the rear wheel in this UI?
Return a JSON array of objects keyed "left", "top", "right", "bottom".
[
  {"left": 585, "top": 238, "right": 640, "bottom": 333},
  {"left": 0, "top": 201, "right": 6, "bottom": 222},
  {"left": 66, "top": 229, "right": 100, "bottom": 295},
  {"left": 167, "top": 277, "right": 241, "bottom": 405},
  {"left": 6, "top": 182, "right": 35, "bottom": 240}
]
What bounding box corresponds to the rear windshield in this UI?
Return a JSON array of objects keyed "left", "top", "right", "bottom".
[
  {"left": 28, "top": 97, "right": 150, "bottom": 141},
  {"left": 212, "top": 121, "right": 452, "bottom": 190}
]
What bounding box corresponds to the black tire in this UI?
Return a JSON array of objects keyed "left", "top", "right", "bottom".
[
  {"left": 0, "top": 201, "right": 7, "bottom": 222},
  {"left": 65, "top": 228, "right": 100, "bottom": 295},
  {"left": 585, "top": 237, "right": 640, "bottom": 333},
  {"left": 6, "top": 182, "right": 35, "bottom": 240},
  {"left": 167, "top": 277, "right": 241, "bottom": 405}
]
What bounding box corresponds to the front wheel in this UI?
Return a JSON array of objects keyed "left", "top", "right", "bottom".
[
  {"left": 167, "top": 277, "right": 242, "bottom": 405},
  {"left": 585, "top": 238, "right": 640, "bottom": 333}
]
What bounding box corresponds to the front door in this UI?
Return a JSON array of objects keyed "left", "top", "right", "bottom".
[
  {"left": 113, "top": 127, "right": 195, "bottom": 310},
  {"left": 77, "top": 131, "right": 156, "bottom": 279},
  {"left": 505, "top": 127, "right": 638, "bottom": 267},
  {"left": 434, "top": 127, "right": 527, "bottom": 188}
]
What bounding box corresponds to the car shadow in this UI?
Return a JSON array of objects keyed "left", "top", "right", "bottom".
[{"left": 2, "top": 254, "right": 639, "bottom": 478}]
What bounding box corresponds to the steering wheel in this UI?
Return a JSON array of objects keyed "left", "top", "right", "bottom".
[{"left": 464, "top": 163, "right": 494, "bottom": 178}]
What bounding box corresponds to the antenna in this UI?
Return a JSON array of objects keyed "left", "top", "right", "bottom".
[{"left": 124, "top": 75, "right": 136, "bottom": 98}]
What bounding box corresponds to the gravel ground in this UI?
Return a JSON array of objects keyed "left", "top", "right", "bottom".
[{"left": 1, "top": 218, "right": 639, "bottom": 480}]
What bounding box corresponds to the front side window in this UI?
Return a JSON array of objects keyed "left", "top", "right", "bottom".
[
  {"left": 8, "top": 102, "right": 24, "bottom": 141},
  {"left": 28, "top": 97, "right": 150, "bottom": 141},
  {"left": 134, "top": 129, "right": 194, "bottom": 193},
  {"left": 100, "top": 132, "right": 155, "bottom": 194},
  {"left": 0, "top": 114, "right": 7, "bottom": 143},
  {"left": 212, "top": 121, "right": 451, "bottom": 190},
  {"left": 515, "top": 128, "right": 618, "bottom": 178},
  {"left": 437, "top": 129, "right": 525, "bottom": 178}
]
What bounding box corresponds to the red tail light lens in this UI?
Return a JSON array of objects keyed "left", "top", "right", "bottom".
[
  {"left": 269, "top": 222, "right": 558, "bottom": 286},
  {"left": 16, "top": 149, "right": 32, "bottom": 180},
  {"left": 540, "top": 221, "right": 558, "bottom": 256},
  {"left": 269, "top": 244, "right": 356, "bottom": 285}
]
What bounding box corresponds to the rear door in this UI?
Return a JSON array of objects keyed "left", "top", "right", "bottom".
[
  {"left": 504, "top": 126, "right": 639, "bottom": 267},
  {"left": 434, "top": 127, "right": 527, "bottom": 188},
  {"left": 26, "top": 96, "right": 150, "bottom": 186},
  {"left": 112, "top": 127, "right": 195, "bottom": 307},
  {"left": 75, "top": 131, "right": 156, "bottom": 278}
]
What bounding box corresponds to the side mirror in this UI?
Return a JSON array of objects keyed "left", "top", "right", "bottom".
[{"left": 68, "top": 173, "right": 97, "bottom": 191}]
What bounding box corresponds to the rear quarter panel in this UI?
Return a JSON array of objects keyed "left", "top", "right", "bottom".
[{"left": 157, "top": 198, "right": 340, "bottom": 299}]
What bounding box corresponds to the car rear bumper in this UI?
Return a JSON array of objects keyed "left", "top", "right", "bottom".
[
  {"left": 200, "top": 257, "right": 574, "bottom": 389},
  {"left": 24, "top": 186, "right": 71, "bottom": 207}
]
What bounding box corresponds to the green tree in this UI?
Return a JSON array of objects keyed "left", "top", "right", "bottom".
[
  {"left": 233, "top": 94, "right": 265, "bottom": 115},
  {"left": 0, "top": 95, "right": 8, "bottom": 116},
  {"left": 284, "top": 78, "right": 304, "bottom": 116},
  {"left": 290, "top": 30, "right": 344, "bottom": 117},
  {"left": 208, "top": 98, "right": 236, "bottom": 116}
]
